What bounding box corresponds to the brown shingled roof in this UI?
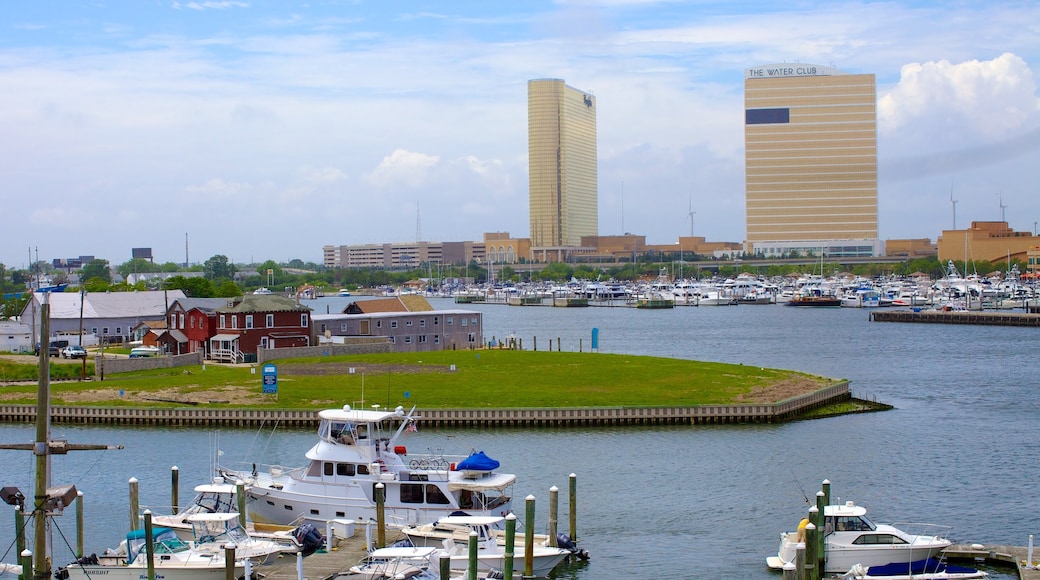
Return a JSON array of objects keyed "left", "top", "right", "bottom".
[{"left": 342, "top": 295, "right": 434, "bottom": 314}]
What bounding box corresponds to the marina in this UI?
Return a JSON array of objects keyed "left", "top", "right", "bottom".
[{"left": 0, "top": 300, "right": 1037, "bottom": 579}]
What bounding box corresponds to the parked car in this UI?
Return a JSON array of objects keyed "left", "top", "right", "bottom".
[
  {"left": 34, "top": 342, "right": 62, "bottom": 357},
  {"left": 129, "top": 346, "right": 161, "bottom": 358},
  {"left": 62, "top": 345, "right": 88, "bottom": 359}
]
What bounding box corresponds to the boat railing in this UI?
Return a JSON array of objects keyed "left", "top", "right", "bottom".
[
  {"left": 405, "top": 452, "right": 471, "bottom": 473},
  {"left": 888, "top": 522, "right": 954, "bottom": 541}
]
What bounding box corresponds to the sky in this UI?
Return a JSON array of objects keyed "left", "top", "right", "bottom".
[{"left": 2, "top": 1, "right": 1039, "bottom": 269}]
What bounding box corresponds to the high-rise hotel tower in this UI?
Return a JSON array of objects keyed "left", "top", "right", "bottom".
[
  {"left": 528, "top": 79, "right": 598, "bottom": 249},
  {"left": 744, "top": 64, "right": 880, "bottom": 257}
]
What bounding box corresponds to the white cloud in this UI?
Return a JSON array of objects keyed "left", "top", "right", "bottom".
[
  {"left": 880, "top": 53, "right": 1038, "bottom": 139},
  {"left": 362, "top": 149, "right": 441, "bottom": 189}
]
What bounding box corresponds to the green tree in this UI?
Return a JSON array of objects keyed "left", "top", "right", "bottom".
[
  {"left": 116, "top": 258, "right": 161, "bottom": 278},
  {"left": 215, "top": 280, "right": 241, "bottom": 297},
  {"left": 165, "top": 275, "right": 216, "bottom": 297},
  {"left": 83, "top": 277, "right": 111, "bottom": 292},
  {"left": 204, "top": 255, "right": 233, "bottom": 280},
  {"left": 81, "top": 259, "right": 111, "bottom": 282}
]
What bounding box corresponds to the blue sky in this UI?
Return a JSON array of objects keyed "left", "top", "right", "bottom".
[{"left": 2, "top": 1, "right": 1039, "bottom": 268}]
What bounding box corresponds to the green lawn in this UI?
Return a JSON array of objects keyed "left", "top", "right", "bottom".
[{"left": 0, "top": 350, "right": 835, "bottom": 409}]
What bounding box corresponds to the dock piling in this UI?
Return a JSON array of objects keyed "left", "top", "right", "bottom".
[
  {"left": 128, "top": 477, "right": 139, "bottom": 531},
  {"left": 569, "top": 473, "right": 577, "bottom": 542},
  {"left": 503, "top": 513, "right": 516, "bottom": 579},
  {"left": 548, "top": 485, "right": 559, "bottom": 548},
  {"left": 144, "top": 511, "right": 155, "bottom": 580},
  {"left": 75, "top": 490, "right": 83, "bottom": 558},
  {"left": 170, "top": 466, "right": 179, "bottom": 515},
  {"left": 524, "top": 494, "right": 535, "bottom": 578}
]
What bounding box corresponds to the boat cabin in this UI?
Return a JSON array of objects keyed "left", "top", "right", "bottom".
[{"left": 824, "top": 501, "right": 877, "bottom": 534}]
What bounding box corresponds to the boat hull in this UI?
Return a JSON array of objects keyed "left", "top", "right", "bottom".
[{"left": 62, "top": 563, "right": 244, "bottom": 580}]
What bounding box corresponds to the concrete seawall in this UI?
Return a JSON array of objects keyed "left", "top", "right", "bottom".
[{"left": 0, "top": 381, "right": 851, "bottom": 427}]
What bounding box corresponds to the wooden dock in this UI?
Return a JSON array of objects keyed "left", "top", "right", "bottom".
[
  {"left": 257, "top": 529, "right": 407, "bottom": 580},
  {"left": 945, "top": 543, "right": 1040, "bottom": 580},
  {"left": 870, "top": 309, "right": 1040, "bottom": 326}
]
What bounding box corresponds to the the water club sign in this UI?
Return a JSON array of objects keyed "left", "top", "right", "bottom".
[{"left": 745, "top": 64, "right": 842, "bottom": 79}]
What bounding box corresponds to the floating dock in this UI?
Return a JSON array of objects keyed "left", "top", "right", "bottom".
[
  {"left": 945, "top": 543, "right": 1040, "bottom": 580},
  {"left": 870, "top": 310, "right": 1040, "bottom": 327}
]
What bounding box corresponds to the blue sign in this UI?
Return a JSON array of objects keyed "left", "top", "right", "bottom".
[
  {"left": 262, "top": 364, "right": 278, "bottom": 395},
  {"left": 591, "top": 327, "right": 599, "bottom": 350}
]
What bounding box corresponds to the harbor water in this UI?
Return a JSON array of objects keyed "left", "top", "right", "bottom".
[{"left": 1, "top": 297, "right": 1036, "bottom": 579}]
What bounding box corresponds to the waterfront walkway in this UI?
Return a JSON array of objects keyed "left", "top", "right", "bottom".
[{"left": 0, "top": 382, "right": 856, "bottom": 427}]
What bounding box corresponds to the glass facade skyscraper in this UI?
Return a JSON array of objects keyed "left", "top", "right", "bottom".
[
  {"left": 744, "top": 65, "right": 879, "bottom": 256},
  {"left": 528, "top": 79, "right": 598, "bottom": 248}
]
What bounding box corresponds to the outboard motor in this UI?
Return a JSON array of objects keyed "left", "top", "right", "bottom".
[
  {"left": 556, "top": 533, "right": 589, "bottom": 560},
  {"left": 293, "top": 523, "right": 324, "bottom": 557}
]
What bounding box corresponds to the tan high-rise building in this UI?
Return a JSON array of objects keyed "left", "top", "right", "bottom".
[
  {"left": 744, "top": 64, "right": 880, "bottom": 257},
  {"left": 528, "top": 79, "right": 598, "bottom": 249}
]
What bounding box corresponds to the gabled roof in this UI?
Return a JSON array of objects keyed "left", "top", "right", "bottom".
[
  {"left": 343, "top": 295, "right": 434, "bottom": 314},
  {"left": 170, "top": 298, "right": 228, "bottom": 314},
  {"left": 216, "top": 294, "right": 311, "bottom": 314},
  {"left": 32, "top": 290, "right": 187, "bottom": 320}
]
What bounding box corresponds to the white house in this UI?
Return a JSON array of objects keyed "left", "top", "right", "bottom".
[
  {"left": 0, "top": 321, "right": 33, "bottom": 353},
  {"left": 19, "top": 290, "right": 187, "bottom": 346}
]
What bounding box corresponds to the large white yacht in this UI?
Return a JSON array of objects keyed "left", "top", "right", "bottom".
[{"left": 219, "top": 405, "right": 515, "bottom": 527}]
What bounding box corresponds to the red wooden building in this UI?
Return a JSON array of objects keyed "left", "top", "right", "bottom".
[{"left": 210, "top": 294, "right": 312, "bottom": 362}]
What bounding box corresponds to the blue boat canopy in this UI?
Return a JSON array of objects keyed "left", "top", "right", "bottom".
[{"left": 457, "top": 451, "right": 500, "bottom": 471}]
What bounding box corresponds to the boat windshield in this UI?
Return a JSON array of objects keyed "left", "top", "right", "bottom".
[
  {"left": 192, "top": 517, "right": 250, "bottom": 544},
  {"left": 322, "top": 420, "right": 359, "bottom": 445},
  {"left": 126, "top": 528, "right": 190, "bottom": 564},
  {"left": 830, "top": 514, "right": 875, "bottom": 532},
  {"left": 188, "top": 490, "right": 235, "bottom": 515}
]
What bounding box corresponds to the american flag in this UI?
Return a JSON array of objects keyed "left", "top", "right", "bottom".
[{"left": 407, "top": 421, "right": 417, "bottom": 432}]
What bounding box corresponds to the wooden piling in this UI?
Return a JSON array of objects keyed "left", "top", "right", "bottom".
[
  {"left": 236, "top": 481, "right": 247, "bottom": 528},
  {"left": 548, "top": 485, "right": 559, "bottom": 548},
  {"left": 569, "top": 473, "right": 577, "bottom": 542},
  {"left": 144, "top": 511, "right": 155, "bottom": 580},
  {"left": 375, "top": 483, "right": 385, "bottom": 549},
  {"left": 467, "top": 530, "right": 478, "bottom": 580},
  {"left": 524, "top": 494, "right": 535, "bottom": 578},
  {"left": 129, "top": 477, "right": 139, "bottom": 531},
  {"left": 76, "top": 491, "right": 84, "bottom": 558},
  {"left": 170, "top": 466, "right": 179, "bottom": 515},
  {"left": 503, "top": 513, "right": 516, "bottom": 580}
]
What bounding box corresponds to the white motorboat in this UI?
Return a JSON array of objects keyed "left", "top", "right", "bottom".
[
  {"left": 185, "top": 512, "right": 294, "bottom": 565},
  {"left": 56, "top": 527, "right": 245, "bottom": 580},
  {"left": 767, "top": 500, "right": 954, "bottom": 574},
  {"left": 401, "top": 514, "right": 588, "bottom": 560},
  {"left": 219, "top": 405, "right": 515, "bottom": 527},
  {"left": 151, "top": 482, "right": 312, "bottom": 553},
  {"left": 406, "top": 516, "right": 572, "bottom": 577}
]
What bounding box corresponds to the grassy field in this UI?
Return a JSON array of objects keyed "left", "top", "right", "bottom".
[{"left": 0, "top": 350, "right": 836, "bottom": 409}]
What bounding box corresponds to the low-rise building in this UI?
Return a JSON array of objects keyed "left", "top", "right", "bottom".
[
  {"left": 313, "top": 295, "right": 481, "bottom": 352},
  {"left": 210, "top": 295, "right": 312, "bottom": 362},
  {"left": 20, "top": 290, "right": 187, "bottom": 345},
  {"left": 938, "top": 221, "right": 1039, "bottom": 264}
]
